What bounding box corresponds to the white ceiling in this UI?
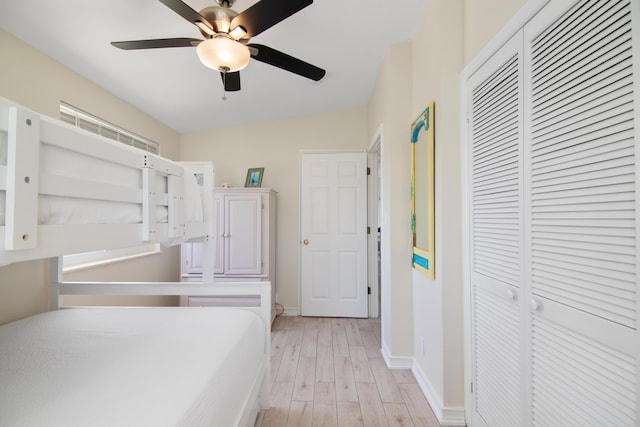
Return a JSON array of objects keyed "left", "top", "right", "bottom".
[{"left": 0, "top": 0, "right": 428, "bottom": 133}]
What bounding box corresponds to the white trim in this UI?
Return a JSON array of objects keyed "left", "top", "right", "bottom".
[
  {"left": 381, "top": 342, "right": 413, "bottom": 369},
  {"left": 299, "top": 148, "right": 367, "bottom": 155},
  {"left": 367, "top": 125, "right": 383, "bottom": 152},
  {"left": 367, "top": 126, "right": 382, "bottom": 318},
  {"left": 412, "top": 362, "right": 467, "bottom": 426},
  {"left": 460, "top": 62, "right": 475, "bottom": 426},
  {"left": 281, "top": 307, "right": 300, "bottom": 316}
]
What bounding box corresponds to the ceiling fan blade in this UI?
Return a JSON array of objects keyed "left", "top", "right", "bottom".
[
  {"left": 221, "top": 71, "right": 241, "bottom": 91},
  {"left": 231, "top": 0, "right": 313, "bottom": 38},
  {"left": 158, "top": 0, "right": 214, "bottom": 33},
  {"left": 248, "top": 44, "right": 325, "bottom": 81},
  {"left": 111, "top": 38, "right": 201, "bottom": 50}
]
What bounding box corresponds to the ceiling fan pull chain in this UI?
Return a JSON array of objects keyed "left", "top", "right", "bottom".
[{"left": 221, "top": 72, "right": 228, "bottom": 101}]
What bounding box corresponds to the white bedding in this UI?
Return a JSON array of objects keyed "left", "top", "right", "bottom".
[{"left": 0, "top": 307, "right": 265, "bottom": 427}]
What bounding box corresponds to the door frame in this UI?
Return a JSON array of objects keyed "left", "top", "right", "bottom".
[
  {"left": 298, "top": 149, "right": 371, "bottom": 316},
  {"left": 367, "top": 129, "right": 382, "bottom": 318}
]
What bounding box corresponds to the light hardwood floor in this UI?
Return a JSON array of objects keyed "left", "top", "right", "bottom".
[{"left": 255, "top": 316, "right": 442, "bottom": 427}]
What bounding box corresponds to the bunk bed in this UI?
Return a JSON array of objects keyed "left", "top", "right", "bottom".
[{"left": 0, "top": 97, "right": 271, "bottom": 427}]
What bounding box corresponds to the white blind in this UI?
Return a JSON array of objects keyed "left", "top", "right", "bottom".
[
  {"left": 529, "top": 0, "right": 636, "bottom": 329},
  {"left": 59, "top": 102, "right": 160, "bottom": 155}
]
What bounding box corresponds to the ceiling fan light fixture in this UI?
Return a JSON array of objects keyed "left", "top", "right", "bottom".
[{"left": 196, "top": 36, "right": 250, "bottom": 72}]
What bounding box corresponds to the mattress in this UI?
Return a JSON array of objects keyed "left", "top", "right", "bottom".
[
  {"left": 0, "top": 307, "right": 266, "bottom": 427},
  {"left": 0, "top": 130, "right": 204, "bottom": 226}
]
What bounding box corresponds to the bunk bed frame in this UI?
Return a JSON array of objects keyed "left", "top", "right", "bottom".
[
  {"left": 0, "top": 96, "right": 213, "bottom": 264},
  {"left": 0, "top": 97, "right": 271, "bottom": 427}
]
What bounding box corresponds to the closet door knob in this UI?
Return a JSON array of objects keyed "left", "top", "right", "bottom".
[
  {"left": 506, "top": 289, "right": 518, "bottom": 301},
  {"left": 530, "top": 299, "right": 543, "bottom": 312}
]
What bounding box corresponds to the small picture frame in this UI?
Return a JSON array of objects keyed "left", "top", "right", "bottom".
[{"left": 245, "top": 167, "right": 264, "bottom": 187}]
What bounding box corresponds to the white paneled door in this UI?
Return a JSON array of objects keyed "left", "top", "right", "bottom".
[{"left": 300, "top": 152, "right": 368, "bottom": 317}]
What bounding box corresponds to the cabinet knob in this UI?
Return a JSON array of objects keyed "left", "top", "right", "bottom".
[
  {"left": 506, "top": 289, "right": 518, "bottom": 301},
  {"left": 303, "top": 239, "right": 309, "bottom": 245}
]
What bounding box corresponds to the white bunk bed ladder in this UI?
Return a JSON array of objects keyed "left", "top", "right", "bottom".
[
  {"left": 142, "top": 155, "right": 187, "bottom": 242},
  {"left": 49, "top": 255, "right": 63, "bottom": 311},
  {"left": 178, "top": 160, "right": 216, "bottom": 282},
  {"left": 5, "top": 106, "right": 39, "bottom": 250}
]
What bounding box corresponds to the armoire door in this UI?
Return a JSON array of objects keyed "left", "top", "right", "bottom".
[
  {"left": 223, "top": 193, "right": 262, "bottom": 275},
  {"left": 466, "top": 0, "right": 639, "bottom": 425},
  {"left": 181, "top": 241, "right": 204, "bottom": 275},
  {"left": 213, "top": 194, "right": 224, "bottom": 274}
]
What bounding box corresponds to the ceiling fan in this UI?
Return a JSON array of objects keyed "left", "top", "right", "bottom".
[{"left": 111, "top": 0, "right": 326, "bottom": 92}]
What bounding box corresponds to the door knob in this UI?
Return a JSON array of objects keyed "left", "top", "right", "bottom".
[
  {"left": 303, "top": 239, "right": 309, "bottom": 245},
  {"left": 530, "top": 299, "right": 543, "bottom": 312}
]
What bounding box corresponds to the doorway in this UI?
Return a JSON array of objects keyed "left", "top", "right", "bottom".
[{"left": 367, "top": 134, "right": 381, "bottom": 317}]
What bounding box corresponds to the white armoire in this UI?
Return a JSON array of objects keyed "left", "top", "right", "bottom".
[
  {"left": 463, "top": 0, "right": 638, "bottom": 425},
  {"left": 181, "top": 187, "right": 276, "bottom": 319}
]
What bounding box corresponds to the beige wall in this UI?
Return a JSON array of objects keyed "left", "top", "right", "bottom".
[
  {"left": 0, "top": 30, "right": 182, "bottom": 325},
  {"left": 0, "top": 30, "right": 180, "bottom": 160},
  {"left": 464, "top": 0, "right": 527, "bottom": 64},
  {"left": 410, "top": 0, "right": 465, "bottom": 415},
  {"left": 367, "top": 42, "right": 414, "bottom": 359},
  {"left": 180, "top": 107, "right": 368, "bottom": 310}
]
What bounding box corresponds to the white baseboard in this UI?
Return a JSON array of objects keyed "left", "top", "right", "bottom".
[
  {"left": 381, "top": 342, "right": 414, "bottom": 369},
  {"left": 411, "top": 362, "right": 466, "bottom": 426},
  {"left": 280, "top": 307, "right": 299, "bottom": 316}
]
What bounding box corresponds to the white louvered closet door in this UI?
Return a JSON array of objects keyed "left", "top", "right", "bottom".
[
  {"left": 466, "top": 0, "right": 639, "bottom": 425},
  {"left": 467, "top": 32, "right": 526, "bottom": 427},
  {"left": 524, "top": 0, "right": 638, "bottom": 425}
]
